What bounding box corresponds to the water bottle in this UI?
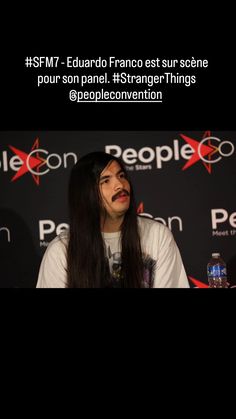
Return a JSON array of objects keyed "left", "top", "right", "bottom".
[{"left": 207, "top": 252, "right": 228, "bottom": 288}]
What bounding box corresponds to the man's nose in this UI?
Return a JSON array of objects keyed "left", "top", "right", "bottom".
[{"left": 114, "top": 178, "right": 123, "bottom": 190}]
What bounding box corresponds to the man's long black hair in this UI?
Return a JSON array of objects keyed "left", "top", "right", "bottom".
[{"left": 67, "top": 151, "right": 144, "bottom": 287}]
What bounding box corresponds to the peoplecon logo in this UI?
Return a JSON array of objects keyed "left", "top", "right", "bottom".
[
  {"left": 0, "top": 137, "right": 78, "bottom": 185},
  {"left": 39, "top": 219, "right": 69, "bottom": 247},
  {"left": 0, "top": 227, "right": 11, "bottom": 243},
  {"left": 211, "top": 208, "right": 236, "bottom": 238},
  {"left": 180, "top": 131, "right": 234, "bottom": 173},
  {"left": 189, "top": 277, "right": 209, "bottom": 288},
  {"left": 137, "top": 202, "right": 183, "bottom": 232},
  {"left": 105, "top": 131, "right": 234, "bottom": 173}
]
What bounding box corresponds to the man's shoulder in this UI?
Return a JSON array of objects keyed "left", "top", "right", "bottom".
[
  {"left": 137, "top": 215, "right": 172, "bottom": 239},
  {"left": 137, "top": 215, "right": 168, "bottom": 231},
  {"left": 46, "top": 229, "right": 69, "bottom": 253}
]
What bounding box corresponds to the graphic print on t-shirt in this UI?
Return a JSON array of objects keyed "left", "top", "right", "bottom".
[{"left": 106, "top": 245, "right": 156, "bottom": 288}]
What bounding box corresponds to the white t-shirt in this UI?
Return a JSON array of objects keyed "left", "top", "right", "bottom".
[{"left": 36, "top": 216, "right": 189, "bottom": 288}]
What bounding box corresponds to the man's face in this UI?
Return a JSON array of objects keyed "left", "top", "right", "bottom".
[{"left": 99, "top": 160, "right": 131, "bottom": 219}]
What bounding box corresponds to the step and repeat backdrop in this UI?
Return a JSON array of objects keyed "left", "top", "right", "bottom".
[{"left": 0, "top": 131, "right": 235, "bottom": 288}]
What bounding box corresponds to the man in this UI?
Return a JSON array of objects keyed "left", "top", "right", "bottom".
[{"left": 37, "top": 151, "right": 189, "bottom": 288}]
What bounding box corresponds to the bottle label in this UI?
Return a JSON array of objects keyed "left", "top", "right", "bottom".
[{"left": 208, "top": 265, "right": 227, "bottom": 278}]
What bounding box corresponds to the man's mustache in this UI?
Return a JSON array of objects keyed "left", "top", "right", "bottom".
[{"left": 112, "top": 189, "right": 130, "bottom": 202}]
